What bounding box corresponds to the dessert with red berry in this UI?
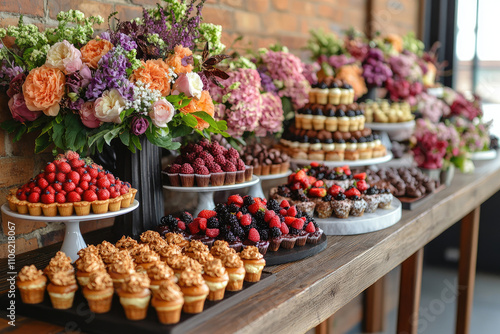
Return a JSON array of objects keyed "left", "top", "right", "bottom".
[
  {"left": 164, "top": 140, "right": 251, "bottom": 187},
  {"left": 6, "top": 151, "right": 137, "bottom": 217}
]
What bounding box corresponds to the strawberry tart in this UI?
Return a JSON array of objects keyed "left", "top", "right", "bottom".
[{"left": 6, "top": 151, "right": 137, "bottom": 217}]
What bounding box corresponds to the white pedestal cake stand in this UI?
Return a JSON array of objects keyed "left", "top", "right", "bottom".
[
  {"left": 1, "top": 200, "right": 139, "bottom": 262},
  {"left": 248, "top": 170, "right": 292, "bottom": 199},
  {"left": 163, "top": 176, "right": 259, "bottom": 216},
  {"left": 366, "top": 120, "right": 415, "bottom": 141},
  {"left": 291, "top": 153, "right": 392, "bottom": 168},
  {"left": 315, "top": 198, "right": 402, "bottom": 235}
]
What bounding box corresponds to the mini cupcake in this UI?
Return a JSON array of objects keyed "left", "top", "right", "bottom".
[
  {"left": 169, "top": 255, "right": 202, "bottom": 279},
  {"left": 139, "top": 230, "right": 162, "bottom": 244},
  {"left": 97, "top": 241, "right": 119, "bottom": 269},
  {"left": 239, "top": 246, "right": 266, "bottom": 282},
  {"left": 108, "top": 196, "right": 122, "bottom": 212},
  {"left": 331, "top": 193, "right": 352, "bottom": 219},
  {"left": 82, "top": 271, "right": 114, "bottom": 313},
  {"left": 75, "top": 252, "right": 106, "bottom": 287},
  {"left": 208, "top": 163, "right": 225, "bottom": 186},
  {"left": 7, "top": 193, "right": 19, "bottom": 212},
  {"left": 235, "top": 160, "right": 246, "bottom": 184},
  {"left": 166, "top": 164, "right": 181, "bottom": 187},
  {"left": 221, "top": 253, "right": 245, "bottom": 291},
  {"left": 151, "top": 280, "right": 184, "bottom": 324},
  {"left": 195, "top": 165, "right": 211, "bottom": 187},
  {"left": 210, "top": 241, "right": 236, "bottom": 259},
  {"left": 179, "top": 163, "right": 195, "bottom": 187},
  {"left": 244, "top": 165, "right": 254, "bottom": 181},
  {"left": 268, "top": 227, "right": 283, "bottom": 252},
  {"left": 316, "top": 82, "right": 329, "bottom": 104},
  {"left": 185, "top": 240, "right": 210, "bottom": 258},
  {"left": 16, "top": 199, "right": 29, "bottom": 214},
  {"left": 17, "top": 265, "right": 47, "bottom": 304},
  {"left": 115, "top": 235, "right": 138, "bottom": 251},
  {"left": 27, "top": 202, "right": 42, "bottom": 216},
  {"left": 47, "top": 271, "right": 78, "bottom": 309},
  {"left": 378, "top": 188, "right": 394, "bottom": 209},
  {"left": 132, "top": 244, "right": 160, "bottom": 273},
  {"left": 190, "top": 250, "right": 214, "bottom": 271},
  {"left": 202, "top": 259, "right": 229, "bottom": 301},
  {"left": 147, "top": 261, "right": 176, "bottom": 291},
  {"left": 91, "top": 200, "right": 109, "bottom": 214},
  {"left": 57, "top": 202, "right": 74, "bottom": 216},
  {"left": 158, "top": 244, "right": 183, "bottom": 264},
  {"left": 45, "top": 251, "right": 74, "bottom": 280},
  {"left": 223, "top": 161, "right": 237, "bottom": 185},
  {"left": 328, "top": 81, "right": 341, "bottom": 105},
  {"left": 117, "top": 272, "right": 151, "bottom": 321},
  {"left": 178, "top": 269, "right": 209, "bottom": 314},
  {"left": 362, "top": 187, "right": 381, "bottom": 213},
  {"left": 315, "top": 197, "right": 333, "bottom": 219},
  {"left": 164, "top": 232, "right": 190, "bottom": 249},
  {"left": 107, "top": 250, "right": 136, "bottom": 289}
]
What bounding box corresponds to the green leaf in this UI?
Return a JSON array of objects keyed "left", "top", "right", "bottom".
[
  {"left": 13, "top": 125, "right": 27, "bottom": 142},
  {"left": 120, "top": 131, "right": 130, "bottom": 146},
  {"left": 103, "top": 127, "right": 121, "bottom": 146},
  {"left": 131, "top": 135, "right": 142, "bottom": 151},
  {"left": 1, "top": 119, "right": 22, "bottom": 133},
  {"left": 182, "top": 114, "right": 199, "bottom": 128},
  {"left": 171, "top": 124, "right": 194, "bottom": 138},
  {"left": 55, "top": 113, "right": 63, "bottom": 124},
  {"left": 52, "top": 122, "right": 64, "bottom": 149},
  {"left": 192, "top": 111, "right": 219, "bottom": 128},
  {"left": 120, "top": 108, "right": 135, "bottom": 122},
  {"left": 40, "top": 120, "right": 54, "bottom": 135},
  {"left": 64, "top": 114, "right": 85, "bottom": 150},
  {"left": 35, "top": 132, "right": 51, "bottom": 153}
]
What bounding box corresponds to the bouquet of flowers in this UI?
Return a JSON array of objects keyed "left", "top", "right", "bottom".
[
  {"left": 452, "top": 117, "right": 491, "bottom": 153},
  {"left": 443, "top": 88, "right": 482, "bottom": 121},
  {"left": 0, "top": 1, "right": 229, "bottom": 154},
  {"left": 416, "top": 92, "right": 450, "bottom": 123},
  {"left": 385, "top": 52, "right": 424, "bottom": 105}
]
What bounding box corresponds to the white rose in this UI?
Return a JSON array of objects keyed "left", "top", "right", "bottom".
[
  {"left": 171, "top": 72, "right": 204, "bottom": 100},
  {"left": 45, "top": 40, "right": 83, "bottom": 74},
  {"left": 94, "top": 89, "right": 126, "bottom": 124}
]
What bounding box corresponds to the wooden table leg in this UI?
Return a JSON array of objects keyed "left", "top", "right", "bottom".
[
  {"left": 364, "top": 277, "right": 386, "bottom": 332},
  {"left": 315, "top": 316, "right": 331, "bottom": 334},
  {"left": 456, "top": 207, "right": 480, "bottom": 334},
  {"left": 396, "top": 248, "right": 424, "bottom": 334}
]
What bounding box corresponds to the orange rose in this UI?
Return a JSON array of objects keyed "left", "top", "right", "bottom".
[
  {"left": 165, "top": 45, "right": 193, "bottom": 75},
  {"left": 335, "top": 65, "right": 367, "bottom": 98},
  {"left": 129, "top": 59, "right": 172, "bottom": 96},
  {"left": 384, "top": 34, "right": 403, "bottom": 53},
  {"left": 22, "top": 65, "right": 66, "bottom": 116},
  {"left": 180, "top": 90, "right": 215, "bottom": 130},
  {"left": 81, "top": 39, "right": 113, "bottom": 69}
]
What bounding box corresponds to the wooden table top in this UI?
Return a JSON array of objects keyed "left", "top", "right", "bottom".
[{"left": 3, "top": 156, "right": 500, "bottom": 334}]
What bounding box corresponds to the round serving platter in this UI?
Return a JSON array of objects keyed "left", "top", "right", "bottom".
[
  {"left": 291, "top": 153, "right": 392, "bottom": 168},
  {"left": 470, "top": 149, "right": 497, "bottom": 161},
  {"left": 315, "top": 198, "right": 402, "bottom": 235},
  {"left": 264, "top": 233, "right": 327, "bottom": 266},
  {"left": 248, "top": 170, "right": 292, "bottom": 199}
]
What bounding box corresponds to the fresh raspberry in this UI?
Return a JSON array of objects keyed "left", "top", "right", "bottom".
[
  {"left": 41, "top": 192, "right": 55, "bottom": 204},
  {"left": 87, "top": 167, "right": 98, "bottom": 179},
  {"left": 199, "top": 140, "right": 210, "bottom": 149},
  {"left": 236, "top": 159, "right": 245, "bottom": 171},
  {"left": 291, "top": 218, "right": 304, "bottom": 230},
  {"left": 90, "top": 178, "right": 97, "bottom": 185},
  {"left": 55, "top": 154, "right": 67, "bottom": 162},
  {"left": 309, "top": 188, "right": 327, "bottom": 198},
  {"left": 28, "top": 192, "right": 40, "bottom": 203},
  {"left": 206, "top": 228, "right": 220, "bottom": 238},
  {"left": 280, "top": 222, "right": 289, "bottom": 235},
  {"left": 248, "top": 202, "right": 264, "bottom": 214},
  {"left": 284, "top": 216, "right": 296, "bottom": 225},
  {"left": 67, "top": 171, "right": 80, "bottom": 184},
  {"left": 79, "top": 181, "right": 89, "bottom": 191},
  {"left": 198, "top": 151, "right": 214, "bottom": 164},
  {"left": 69, "top": 158, "right": 84, "bottom": 168},
  {"left": 97, "top": 188, "right": 110, "bottom": 200},
  {"left": 74, "top": 187, "right": 84, "bottom": 195},
  {"left": 89, "top": 185, "right": 97, "bottom": 192},
  {"left": 98, "top": 171, "right": 106, "bottom": 179},
  {"left": 194, "top": 217, "right": 207, "bottom": 230},
  {"left": 236, "top": 211, "right": 243, "bottom": 219},
  {"left": 198, "top": 210, "right": 217, "bottom": 219},
  {"left": 313, "top": 180, "right": 324, "bottom": 188},
  {"left": 67, "top": 191, "right": 81, "bottom": 203},
  {"left": 223, "top": 161, "right": 236, "bottom": 172},
  {"left": 305, "top": 222, "right": 315, "bottom": 233},
  {"left": 356, "top": 180, "right": 368, "bottom": 192},
  {"left": 97, "top": 177, "right": 111, "bottom": 189},
  {"left": 227, "top": 157, "right": 238, "bottom": 166},
  {"left": 55, "top": 193, "right": 66, "bottom": 204},
  {"left": 27, "top": 181, "right": 36, "bottom": 189},
  {"left": 214, "top": 154, "right": 226, "bottom": 166},
  {"left": 45, "top": 186, "right": 55, "bottom": 194},
  {"left": 247, "top": 228, "right": 260, "bottom": 242},
  {"left": 225, "top": 148, "right": 239, "bottom": 160},
  {"left": 345, "top": 187, "right": 361, "bottom": 198},
  {"left": 208, "top": 163, "right": 223, "bottom": 173},
  {"left": 37, "top": 178, "right": 49, "bottom": 189},
  {"left": 17, "top": 191, "right": 27, "bottom": 201},
  {"left": 106, "top": 173, "right": 116, "bottom": 183},
  {"left": 279, "top": 208, "right": 287, "bottom": 216},
  {"left": 120, "top": 186, "right": 129, "bottom": 195},
  {"left": 188, "top": 221, "right": 200, "bottom": 234},
  {"left": 45, "top": 173, "right": 56, "bottom": 184},
  {"left": 184, "top": 152, "right": 197, "bottom": 163},
  {"left": 83, "top": 190, "right": 98, "bottom": 202},
  {"left": 167, "top": 164, "right": 181, "bottom": 174},
  {"left": 63, "top": 180, "right": 76, "bottom": 192},
  {"left": 180, "top": 163, "right": 194, "bottom": 174},
  {"left": 59, "top": 190, "right": 67, "bottom": 196},
  {"left": 280, "top": 200, "right": 290, "bottom": 208},
  {"left": 193, "top": 158, "right": 205, "bottom": 167},
  {"left": 45, "top": 162, "right": 56, "bottom": 174},
  {"left": 240, "top": 214, "right": 252, "bottom": 226},
  {"left": 177, "top": 221, "right": 186, "bottom": 230},
  {"left": 287, "top": 206, "right": 297, "bottom": 217},
  {"left": 58, "top": 162, "right": 71, "bottom": 174},
  {"left": 192, "top": 144, "right": 203, "bottom": 154},
  {"left": 264, "top": 210, "right": 276, "bottom": 222},
  {"left": 31, "top": 186, "right": 42, "bottom": 194},
  {"left": 228, "top": 195, "right": 244, "bottom": 207},
  {"left": 75, "top": 167, "right": 86, "bottom": 176},
  {"left": 109, "top": 190, "right": 120, "bottom": 199},
  {"left": 56, "top": 172, "right": 66, "bottom": 183},
  {"left": 210, "top": 143, "right": 224, "bottom": 156},
  {"left": 194, "top": 166, "right": 210, "bottom": 175},
  {"left": 65, "top": 151, "right": 80, "bottom": 160},
  {"left": 269, "top": 216, "right": 281, "bottom": 228}
]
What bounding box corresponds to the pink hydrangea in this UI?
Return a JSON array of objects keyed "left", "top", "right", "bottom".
[{"left": 255, "top": 92, "right": 284, "bottom": 136}]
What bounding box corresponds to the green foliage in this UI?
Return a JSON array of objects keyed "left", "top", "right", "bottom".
[{"left": 306, "top": 29, "right": 346, "bottom": 60}]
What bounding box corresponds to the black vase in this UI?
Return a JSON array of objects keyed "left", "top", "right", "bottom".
[{"left": 92, "top": 136, "right": 164, "bottom": 239}]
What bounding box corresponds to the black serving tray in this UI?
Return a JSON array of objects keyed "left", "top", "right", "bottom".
[
  {"left": 264, "top": 234, "right": 327, "bottom": 266},
  {"left": 6, "top": 272, "right": 274, "bottom": 334}
]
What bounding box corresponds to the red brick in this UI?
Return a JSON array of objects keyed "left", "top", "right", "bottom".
[
  {"left": 255, "top": 36, "right": 279, "bottom": 49},
  {"left": 291, "top": 0, "right": 315, "bottom": 16},
  {"left": 10, "top": 131, "right": 37, "bottom": 157},
  {"left": 264, "top": 12, "right": 297, "bottom": 33},
  {"left": 39, "top": 228, "right": 64, "bottom": 247},
  {"left": 0, "top": 237, "right": 38, "bottom": 258},
  {"left": 0, "top": 157, "right": 35, "bottom": 188},
  {"left": 247, "top": 0, "right": 269, "bottom": 13},
  {"left": 300, "top": 18, "right": 329, "bottom": 34},
  {"left": 48, "top": 0, "right": 113, "bottom": 28},
  {"left": 279, "top": 35, "right": 309, "bottom": 50},
  {"left": 271, "top": 0, "right": 289, "bottom": 11},
  {"left": 234, "top": 11, "right": 261, "bottom": 32},
  {"left": 0, "top": 0, "right": 44, "bottom": 17},
  {"left": 203, "top": 7, "right": 233, "bottom": 28},
  {"left": 0, "top": 130, "right": 5, "bottom": 157},
  {"left": 221, "top": 0, "right": 244, "bottom": 8},
  {"left": 317, "top": 4, "right": 342, "bottom": 21},
  {"left": 1, "top": 212, "right": 47, "bottom": 235},
  {"left": 115, "top": 4, "right": 144, "bottom": 22},
  {"left": 130, "top": 0, "right": 160, "bottom": 6}
]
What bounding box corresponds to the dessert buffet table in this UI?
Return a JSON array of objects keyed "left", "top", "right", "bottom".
[{"left": 3, "top": 157, "right": 500, "bottom": 334}]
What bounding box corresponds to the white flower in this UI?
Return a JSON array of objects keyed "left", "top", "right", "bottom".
[
  {"left": 94, "top": 89, "right": 126, "bottom": 124},
  {"left": 45, "top": 40, "right": 82, "bottom": 74},
  {"left": 171, "top": 72, "right": 204, "bottom": 99}
]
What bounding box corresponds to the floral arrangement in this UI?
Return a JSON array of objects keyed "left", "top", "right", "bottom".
[
  {"left": 0, "top": 1, "right": 229, "bottom": 154},
  {"left": 416, "top": 92, "right": 450, "bottom": 123},
  {"left": 452, "top": 117, "right": 491, "bottom": 153},
  {"left": 443, "top": 88, "right": 482, "bottom": 121},
  {"left": 362, "top": 47, "right": 393, "bottom": 88}
]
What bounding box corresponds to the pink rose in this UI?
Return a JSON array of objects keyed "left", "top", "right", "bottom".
[
  {"left": 45, "top": 40, "right": 83, "bottom": 74},
  {"left": 150, "top": 99, "right": 174, "bottom": 128},
  {"left": 171, "top": 72, "right": 204, "bottom": 99},
  {"left": 79, "top": 101, "right": 101, "bottom": 128},
  {"left": 8, "top": 93, "right": 42, "bottom": 122}
]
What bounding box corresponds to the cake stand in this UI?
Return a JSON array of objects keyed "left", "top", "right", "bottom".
[
  {"left": 366, "top": 120, "right": 415, "bottom": 141},
  {"left": 248, "top": 170, "right": 292, "bottom": 199},
  {"left": 1, "top": 200, "right": 139, "bottom": 263},
  {"left": 470, "top": 149, "right": 497, "bottom": 161},
  {"left": 163, "top": 176, "right": 259, "bottom": 216},
  {"left": 315, "top": 198, "right": 401, "bottom": 235},
  {"left": 290, "top": 153, "right": 392, "bottom": 168}
]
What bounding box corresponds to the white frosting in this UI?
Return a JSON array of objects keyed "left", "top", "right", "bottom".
[
  {"left": 183, "top": 294, "right": 208, "bottom": 303},
  {"left": 335, "top": 143, "right": 346, "bottom": 150},
  {"left": 302, "top": 115, "right": 313, "bottom": 120},
  {"left": 313, "top": 115, "right": 326, "bottom": 121},
  {"left": 48, "top": 291, "right": 76, "bottom": 300},
  {"left": 228, "top": 273, "right": 245, "bottom": 281},
  {"left": 374, "top": 139, "right": 381, "bottom": 146},
  {"left": 346, "top": 143, "right": 357, "bottom": 151},
  {"left": 299, "top": 143, "right": 310, "bottom": 150},
  {"left": 18, "top": 281, "right": 46, "bottom": 290},
  {"left": 310, "top": 143, "right": 322, "bottom": 151},
  {"left": 358, "top": 143, "right": 368, "bottom": 150},
  {"left": 318, "top": 89, "right": 329, "bottom": 94},
  {"left": 244, "top": 264, "right": 265, "bottom": 274},
  {"left": 85, "top": 290, "right": 113, "bottom": 300},
  {"left": 205, "top": 280, "right": 228, "bottom": 291},
  {"left": 322, "top": 143, "right": 335, "bottom": 151},
  {"left": 368, "top": 142, "right": 376, "bottom": 148},
  {"left": 119, "top": 295, "right": 151, "bottom": 308},
  {"left": 339, "top": 116, "right": 349, "bottom": 122},
  {"left": 329, "top": 88, "right": 341, "bottom": 95},
  {"left": 289, "top": 142, "right": 299, "bottom": 148},
  {"left": 155, "top": 304, "right": 182, "bottom": 311}
]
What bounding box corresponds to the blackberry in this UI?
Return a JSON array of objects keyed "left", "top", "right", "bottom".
[
  {"left": 335, "top": 193, "right": 346, "bottom": 200},
  {"left": 270, "top": 227, "right": 282, "bottom": 238},
  {"left": 215, "top": 203, "right": 228, "bottom": 215},
  {"left": 289, "top": 227, "right": 300, "bottom": 235},
  {"left": 242, "top": 224, "right": 252, "bottom": 234},
  {"left": 207, "top": 217, "right": 219, "bottom": 229},
  {"left": 312, "top": 220, "right": 319, "bottom": 229},
  {"left": 232, "top": 225, "right": 245, "bottom": 239},
  {"left": 160, "top": 215, "right": 177, "bottom": 228},
  {"left": 243, "top": 196, "right": 255, "bottom": 206},
  {"left": 322, "top": 194, "right": 332, "bottom": 202},
  {"left": 180, "top": 212, "right": 193, "bottom": 224},
  {"left": 225, "top": 231, "right": 237, "bottom": 243},
  {"left": 227, "top": 203, "right": 240, "bottom": 214},
  {"left": 259, "top": 229, "right": 269, "bottom": 241},
  {"left": 239, "top": 206, "right": 249, "bottom": 215},
  {"left": 267, "top": 199, "right": 280, "bottom": 212},
  {"left": 296, "top": 209, "right": 303, "bottom": 217},
  {"left": 317, "top": 172, "right": 325, "bottom": 180},
  {"left": 228, "top": 214, "right": 239, "bottom": 227},
  {"left": 254, "top": 210, "right": 265, "bottom": 223}
]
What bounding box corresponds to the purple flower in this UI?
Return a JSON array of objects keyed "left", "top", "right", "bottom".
[
  {"left": 362, "top": 48, "right": 393, "bottom": 87},
  {"left": 101, "top": 32, "right": 138, "bottom": 52},
  {"left": 328, "top": 55, "right": 355, "bottom": 69},
  {"left": 6, "top": 73, "right": 26, "bottom": 98},
  {"left": 258, "top": 70, "right": 278, "bottom": 94},
  {"left": 131, "top": 116, "right": 149, "bottom": 135}
]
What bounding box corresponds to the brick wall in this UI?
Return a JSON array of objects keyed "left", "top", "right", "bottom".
[{"left": 0, "top": 0, "right": 421, "bottom": 258}]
